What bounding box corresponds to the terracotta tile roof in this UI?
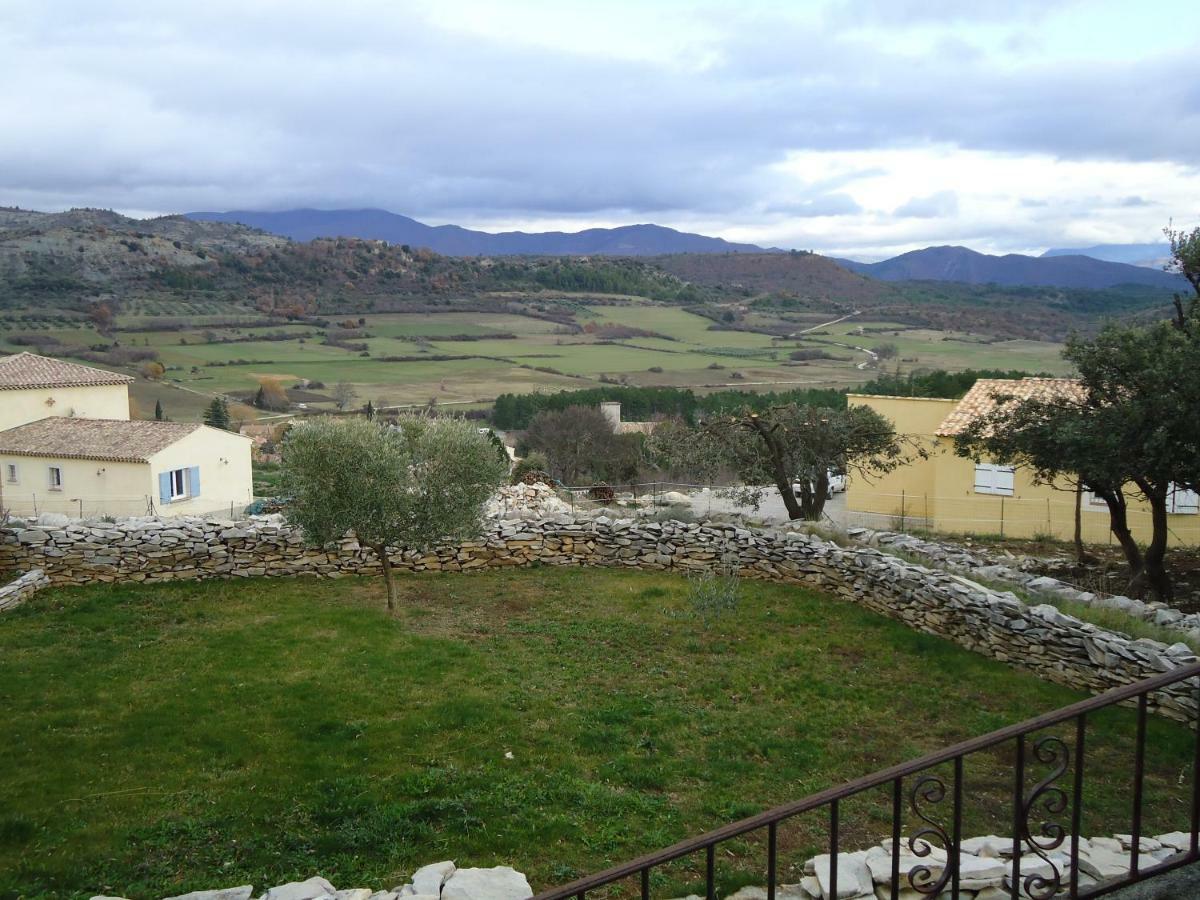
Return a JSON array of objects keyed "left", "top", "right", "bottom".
[
  {"left": 0, "top": 351, "right": 134, "bottom": 390},
  {"left": 0, "top": 417, "right": 203, "bottom": 463},
  {"left": 936, "top": 378, "right": 1085, "bottom": 437}
]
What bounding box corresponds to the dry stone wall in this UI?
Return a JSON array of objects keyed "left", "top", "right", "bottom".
[
  {"left": 848, "top": 526, "right": 1200, "bottom": 639},
  {"left": 3, "top": 514, "right": 1197, "bottom": 721},
  {"left": 0, "top": 567, "right": 49, "bottom": 612}
]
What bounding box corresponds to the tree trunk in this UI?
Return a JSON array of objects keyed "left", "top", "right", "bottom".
[
  {"left": 777, "top": 477, "right": 804, "bottom": 520},
  {"left": 1128, "top": 480, "right": 1173, "bottom": 603},
  {"left": 368, "top": 542, "right": 398, "bottom": 611},
  {"left": 1073, "top": 482, "right": 1085, "bottom": 564},
  {"left": 746, "top": 415, "right": 805, "bottom": 520},
  {"left": 1096, "top": 487, "right": 1144, "bottom": 588},
  {"left": 798, "top": 471, "right": 830, "bottom": 521}
]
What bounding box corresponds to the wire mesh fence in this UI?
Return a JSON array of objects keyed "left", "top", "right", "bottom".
[
  {"left": 2, "top": 493, "right": 257, "bottom": 521},
  {"left": 840, "top": 489, "right": 1200, "bottom": 547}
]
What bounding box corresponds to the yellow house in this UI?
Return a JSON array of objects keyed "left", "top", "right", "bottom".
[
  {"left": 0, "top": 351, "right": 133, "bottom": 430},
  {"left": 847, "top": 379, "right": 1200, "bottom": 546},
  {"left": 0, "top": 352, "right": 253, "bottom": 519},
  {"left": 0, "top": 418, "right": 253, "bottom": 519}
]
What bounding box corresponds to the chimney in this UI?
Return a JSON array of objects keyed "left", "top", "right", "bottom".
[{"left": 600, "top": 401, "right": 621, "bottom": 429}]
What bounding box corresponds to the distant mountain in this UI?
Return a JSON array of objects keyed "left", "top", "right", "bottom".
[
  {"left": 833, "top": 245, "right": 1183, "bottom": 291},
  {"left": 185, "top": 208, "right": 774, "bottom": 256},
  {"left": 1041, "top": 242, "right": 1171, "bottom": 269}
]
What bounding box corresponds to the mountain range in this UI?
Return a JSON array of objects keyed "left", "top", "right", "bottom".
[
  {"left": 186, "top": 208, "right": 773, "bottom": 256},
  {"left": 185, "top": 207, "right": 1183, "bottom": 292},
  {"left": 1041, "top": 242, "right": 1171, "bottom": 268},
  {"left": 833, "top": 245, "right": 1182, "bottom": 291}
]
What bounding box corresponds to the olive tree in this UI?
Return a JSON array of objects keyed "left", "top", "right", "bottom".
[
  {"left": 281, "top": 416, "right": 508, "bottom": 610},
  {"left": 650, "top": 404, "right": 915, "bottom": 521}
]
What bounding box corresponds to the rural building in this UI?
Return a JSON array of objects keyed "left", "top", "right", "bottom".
[
  {"left": 0, "top": 351, "right": 133, "bottom": 431},
  {"left": 847, "top": 378, "right": 1200, "bottom": 545},
  {"left": 599, "top": 401, "right": 657, "bottom": 435},
  {"left": 0, "top": 352, "right": 252, "bottom": 518}
]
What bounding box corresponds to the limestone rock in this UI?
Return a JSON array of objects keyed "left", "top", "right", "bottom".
[
  {"left": 1154, "top": 831, "right": 1192, "bottom": 852},
  {"left": 163, "top": 888, "right": 254, "bottom": 900},
  {"left": 441, "top": 867, "right": 532, "bottom": 900},
  {"left": 812, "top": 851, "right": 873, "bottom": 899},
  {"left": 262, "top": 877, "right": 336, "bottom": 900},
  {"left": 411, "top": 861, "right": 456, "bottom": 896},
  {"left": 1077, "top": 846, "right": 1131, "bottom": 880}
]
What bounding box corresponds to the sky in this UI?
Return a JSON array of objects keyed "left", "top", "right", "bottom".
[{"left": 2, "top": 0, "right": 1198, "bottom": 258}]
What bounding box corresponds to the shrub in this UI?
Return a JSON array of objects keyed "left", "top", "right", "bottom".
[{"left": 686, "top": 549, "right": 741, "bottom": 627}]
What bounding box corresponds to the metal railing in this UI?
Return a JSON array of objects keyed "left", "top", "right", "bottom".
[{"left": 533, "top": 663, "right": 1200, "bottom": 900}]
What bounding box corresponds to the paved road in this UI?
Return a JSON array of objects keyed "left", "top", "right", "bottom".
[{"left": 682, "top": 487, "right": 848, "bottom": 527}]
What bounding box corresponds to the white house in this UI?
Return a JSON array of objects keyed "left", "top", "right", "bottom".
[{"left": 0, "top": 352, "right": 253, "bottom": 519}]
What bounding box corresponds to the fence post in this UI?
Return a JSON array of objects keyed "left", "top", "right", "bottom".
[
  {"left": 1000, "top": 496, "right": 1005, "bottom": 538},
  {"left": 900, "top": 490, "right": 906, "bottom": 533}
]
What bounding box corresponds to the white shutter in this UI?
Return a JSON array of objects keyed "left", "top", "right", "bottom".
[
  {"left": 974, "top": 463, "right": 994, "bottom": 493},
  {"left": 974, "top": 463, "right": 1014, "bottom": 496},
  {"left": 994, "top": 466, "right": 1015, "bottom": 496}
]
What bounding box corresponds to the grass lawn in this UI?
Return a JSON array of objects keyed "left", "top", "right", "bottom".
[{"left": 1, "top": 568, "right": 1193, "bottom": 899}]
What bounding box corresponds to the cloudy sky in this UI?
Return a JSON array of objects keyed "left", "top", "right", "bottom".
[{"left": 2, "top": 0, "right": 1198, "bottom": 257}]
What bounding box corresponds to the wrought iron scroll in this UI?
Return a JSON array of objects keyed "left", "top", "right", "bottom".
[
  {"left": 1019, "top": 736, "right": 1070, "bottom": 900},
  {"left": 908, "top": 774, "right": 953, "bottom": 895}
]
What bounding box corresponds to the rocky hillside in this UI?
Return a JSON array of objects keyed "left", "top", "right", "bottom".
[
  {"left": 654, "top": 250, "right": 888, "bottom": 303},
  {"left": 0, "top": 207, "right": 288, "bottom": 292}
]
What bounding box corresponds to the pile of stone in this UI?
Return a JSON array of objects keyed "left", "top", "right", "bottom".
[
  {"left": 667, "top": 832, "right": 1194, "bottom": 900},
  {"left": 485, "top": 483, "right": 573, "bottom": 520},
  {"left": 88, "top": 834, "right": 1195, "bottom": 900},
  {"left": 846, "top": 527, "right": 1200, "bottom": 642},
  {"left": 95, "top": 862, "right": 532, "bottom": 900}
]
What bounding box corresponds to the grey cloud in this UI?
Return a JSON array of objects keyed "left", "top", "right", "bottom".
[{"left": 0, "top": 1, "right": 1194, "bottom": 254}]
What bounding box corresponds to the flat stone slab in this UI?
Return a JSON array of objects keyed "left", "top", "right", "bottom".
[
  {"left": 262, "top": 877, "right": 335, "bottom": 900},
  {"left": 410, "top": 861, "right": 455, "bottom": 896},
  {"left": 163, "top": 888, "right": 254, "bottom": 900},
  {"left": 441, "top": 867, "right": 532, "bottom": 900}
]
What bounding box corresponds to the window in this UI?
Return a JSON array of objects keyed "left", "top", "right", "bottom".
[
  {"left": 974, "top": 462, "right": 1015, "bottom": 496},
  {"left": 1169, "top": 484, "right": 1199, "bottom": 515},
  {"left": 169, "top": 468, "right": 187, "bottom": 500},
  {"left": 159, "top": 466, "right": 200, "bottom": 505},
  {"left": 47, "top": 466, "right": 63, "bottom": 490},
  {"left": 5, "top": 463, "right": 16, "bottom": 484}
]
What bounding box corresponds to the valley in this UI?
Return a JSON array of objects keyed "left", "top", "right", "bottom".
[{"left": 0, "top": 207, "right": 1172, "bottom": 422}]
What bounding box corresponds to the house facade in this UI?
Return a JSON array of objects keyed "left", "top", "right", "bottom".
[
  {"left": 847, "top": 379, "right": 1200, "bottom": 546},
  {"left": 0, "top": 351, "right": 133, "bottom": 431},
  {"left": 0, "top": 352, "right": 253, "bottom": 519}
]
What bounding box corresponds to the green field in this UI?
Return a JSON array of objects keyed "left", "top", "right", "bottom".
[
  {"left": 0, "top": 302, "right": 1073, "bottom": 423},
  {"left": 1, "top": 567, "right": 1191, "bottom": 898}
]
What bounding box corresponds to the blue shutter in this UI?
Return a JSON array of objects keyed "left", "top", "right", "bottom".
[
  {"left": 158, "top": 472, "right": 171, "bottom": 504},
  {"left": 188, "top": 466, "right": 201, "bottom": 498}
]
